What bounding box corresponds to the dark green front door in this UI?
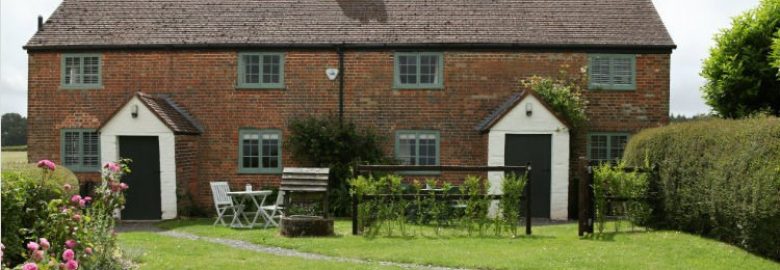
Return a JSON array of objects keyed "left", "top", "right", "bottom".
[
  {"left": 119, "top": 136, "right": 161, "bottom": 220},
  {"left": 505, "top": 134, "right": 552, "bottom": 218}
]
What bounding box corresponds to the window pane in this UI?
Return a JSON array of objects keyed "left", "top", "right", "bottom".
[
  {"left": 64, "top": 57, "right": 82, "bottom": 84},
  {"left": 262, "top": 55, "right": 281, "bottom": 84},
  {"left": 397, "top": 134, "right": 417, "bottom": 165},
  {"left": 610, "top": 135, "right": 628, "bottom": 160},
  {"left": 242, "top": 133, "right": 260, "bottom": 168},
  {"left": 261, "top": 133, "right": 279, "bottom": 168},
  {"left": 63, "top": 132, "right": 81, "bottom": 165},
  {"left": 589, "top": 135, "right": 608, "bottom": 161},
  {"left": 243, "top": 55, "right": 260, "bottom": 84},
  {"left": 398, "top": 55, "right": 417, "bottom": 84},
  {"left": 611, "top": 58, "right": 632, "bottom": 85},
  {"left": 419, "top": 55, "right": 438, "bottom": 84},
  {"left": 590, "top": 57, "right": 611, "bottom": 84},
  {"left": 82, "top": 132, "right": 99, "bottom": 167},
  {"left": 418, "top": 134, "right": 437, "bottom": 165}
]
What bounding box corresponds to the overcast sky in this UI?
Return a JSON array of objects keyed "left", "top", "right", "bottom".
[{"left": 0, "top": 0, "right": 762, "bottom": 117}]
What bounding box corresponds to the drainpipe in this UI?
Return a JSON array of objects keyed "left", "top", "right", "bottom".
[{"left": 337, "top": 45, "right": 345, "bottom": 124}]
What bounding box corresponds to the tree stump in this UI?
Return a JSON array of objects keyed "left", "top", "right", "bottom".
[{"left": 280, "top": 215, "right": 334, "bottom": 237}]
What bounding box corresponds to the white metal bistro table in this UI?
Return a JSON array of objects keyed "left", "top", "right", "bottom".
[{"left": 225, "top": 190, "right": 273, "bottom": 229}]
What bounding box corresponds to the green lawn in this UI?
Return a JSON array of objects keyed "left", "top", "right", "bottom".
[
  {"left": 154, "top": 219, "right": 779, "bottom": 270},
  {"left": 1, "top": 151, "right": 27, "bottom": 165},
  {"left": 118, "top": 232, "right": 402, "bottom": 270}
]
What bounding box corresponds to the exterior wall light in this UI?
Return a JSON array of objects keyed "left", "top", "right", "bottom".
[
  {"left": 326, "top": 68, "right": 339, "bottom": 80},
  {"left": 526, "top": 102, "right": 533, "bottom": 116},
  {"left": 131, "top": 104, "right": 139, "bottom": 118}
]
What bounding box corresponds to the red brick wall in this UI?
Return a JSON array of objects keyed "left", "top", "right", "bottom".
[{"left": 27, "top": 50, "right": 670, "bottom": 212}]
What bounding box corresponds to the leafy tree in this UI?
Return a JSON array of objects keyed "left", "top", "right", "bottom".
[
  {"left": 701, "top": 0, "right": 780, "bottom": 118},
  {"left": 1, "top": 113, "right": 27, "bottom": 146},
  {"left": 773, "top": 31, "right": 780, "bottom": 73},
  {"left": 286, "top": 115, "right": 387, "bottom": 216}
]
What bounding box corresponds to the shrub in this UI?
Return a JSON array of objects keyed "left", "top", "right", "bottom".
[
  {"left": 592, "top": 162, "right": 651, "bottom": 234},
  {"left": 2, "top": 163, "right": 79, "bottom": 193},
  {"left": 522, "top": 76, "right": 589, "bottom": 129},
  {"left": 499, "top": 173, "right": 528, "bottom": 238},
  {"left": 287, "top": 115, "right": 388, "bottom": 216},
  {"left": 623, "top": 117, "right": 780, "bottom": 260}
]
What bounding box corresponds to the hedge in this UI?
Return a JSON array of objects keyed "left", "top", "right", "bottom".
[{"left": 623, "top": 117, "right": 780, "bottom": 260}]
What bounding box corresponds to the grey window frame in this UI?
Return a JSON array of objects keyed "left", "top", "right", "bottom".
[
  {"left": 587, "top": 132, "right": 630, "bottom": 163},
  {"left": 394, "top": 130, "right": 440, "bottom": 175},
  {"left": 238, "top": 128, "right": 282, "bottom": 174},
  {"left": 60, "top": 129, "right": 100, "bottom": 172},
  {"left": 237, "top": 52, "right": 285, "bottom": 89},
  {"left": 60, "top": 53, "right": 102, "bottom": 89},
  {"left": 588, "top": 54, "right": 636, "bottom": 91},
  {"left": 393, "top": 52, "right": 444, "bottom": 89}
]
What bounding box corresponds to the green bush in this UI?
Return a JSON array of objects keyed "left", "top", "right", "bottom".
[
  {"left": 592, "top": 162, "right": 651, "bottom": 234},
  {"left": 523, "top": 76, "right": 589, "bottom": 129},
  {"left": 623, "top": 117, "right": 780, "bottom": 260},
  {"left": 2, "top": 162, "right": 79, "bottom": 192}
]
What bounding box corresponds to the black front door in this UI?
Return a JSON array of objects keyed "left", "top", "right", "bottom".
[
  {"left": 505, "top": 134, "right": 552, "bottom": 218},
  {"left": 119, "top": 136, "right": 162, "bottom": 220}
]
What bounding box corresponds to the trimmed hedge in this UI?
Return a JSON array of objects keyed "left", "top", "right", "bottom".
[{"left": 623, "top": 117, "right": 780, "bottom": 260}]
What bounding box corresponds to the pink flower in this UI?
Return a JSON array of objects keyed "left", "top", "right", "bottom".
[
  {"left": 84, "top": 247, "right": 92, "bottom": 255},
  {"left": 62, "top": 249, "right": 75, "bottom": 261},
  {"left": 119, "top": 183, "right": 129, "bottom": 190},
  {"left": 26, "top": 241, "right": 40, "bottom": 251},
  {"left": 65, "top": 259, "right": 78, "bottom": 270},
  {"left": 65, "top": 240, "right": 77, "bottom": 249},
  {"left": 63, "top": 184, "right": 72, "bottom": 191},
  {"left": 78, "top": 200, "right": 86, "bottom": 208},
  {"left": 84, "top": 196, "right": 92, "bottom": 202},
  {"left": 72, "top": 214, "right": 82, "bottom": 222},
  {"left": 103, "top": 162, "right": 121, "bottom": 173},
  {"left": 32, "top": 250, "right": 44, "bottom": 262},
  {"left": 70, "top": 195, "right": 82, "bottom": 204},
  {"left": 22, "top": 262, "right": 38, "bottom": 270},
  {"left": 36, "top": 160, "right": 56, "bottom": 171},
  {"left": 39, "top": 238, "right": 50, "bottom": 250}
]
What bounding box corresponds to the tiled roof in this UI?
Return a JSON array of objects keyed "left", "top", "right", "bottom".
[
  {"left": 25, "top": 0, "right": 675, "bottom": 50},
  {"left": 475, "top": 90, "right": 571, "bottom": 133},
  {"left": 136, "top": 92, "right": 204, "bottom": 135}
]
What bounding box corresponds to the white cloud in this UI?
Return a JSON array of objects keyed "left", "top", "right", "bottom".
[{"left": 0, "top": 0, "right": 766, "bottom": 117}]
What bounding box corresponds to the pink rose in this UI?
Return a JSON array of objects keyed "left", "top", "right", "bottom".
[
  {"left": 32, "top": 250, "right": 44, "bottom": 262},
  {"left": 39, "top": 238, "right": 50, "bottom": 250},
  {"left": 22, "top": 262, "right": 38, "bottom": 270},
  {"left": 62, "top": 249, "right": 75, "bottom": 261},
  {"left": 119, "top": 183, "right": 129, "bottom": 190},
  {"left": 63, "top": 184, "right": 72, "bottom": 191},
  {"left": 70, "top": 195, "right": 82, "bottom": 204},
  {"left": 84, "top": 196, "right": 92, "bottom": 202},
  {"left": 103, "top": 162, "right": 121, "bottom": 173},
  {"left": 78, "top": 200, "right": 86, "bottom": 208},
  {"left": 26, "top": 241, "right": 40, "bottom": 251},
  {"left": 36, "top": 160, "right": 56, "bottom": 171},
  {"left": 65, "top": 240, "right": 77, "bottom": 249},
  {"left": 65, "top": 260, "right": 78, "bottom": 270},
  {"left": 72, "top": 214, "right": 81, "bottom": 222},
  {"left": 84, "top": 247, "right": 92, "bottom": 255}
]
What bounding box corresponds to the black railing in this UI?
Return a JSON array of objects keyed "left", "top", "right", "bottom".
[{"left": 352, "top": 164, "right": 532, "bottom": 236}]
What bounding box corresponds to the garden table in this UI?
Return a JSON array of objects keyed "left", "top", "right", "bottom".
[{"left": 226, "top": 190, "right": 273, "bottom": 229}]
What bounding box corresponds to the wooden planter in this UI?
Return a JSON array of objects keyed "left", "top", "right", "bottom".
[{"left": 280, "top": 215, "right": 334, "bottom": 237}]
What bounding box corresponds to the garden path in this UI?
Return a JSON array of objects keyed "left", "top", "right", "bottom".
[{"left": 157, "top": 230, "right": 471, "bottom": 270}]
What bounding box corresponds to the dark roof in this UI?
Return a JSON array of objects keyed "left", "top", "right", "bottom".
[
  {"left": 475, "top": 90, "right": 571, "bottom": 133},
  {"left": 25, "top": 0, "right": 675, "bottom": 51},
  {"left": 100, "top": 92, "right": 203, "bottom": 135}
]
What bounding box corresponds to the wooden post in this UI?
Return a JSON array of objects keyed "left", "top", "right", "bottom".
[
  {"left": 587, "top": 165, "right": 595, "bottom": 234},
  {"left": 525, "top": 163, "right": 532, "bottom": 235},
  {"left": 351, "top": 194, "right": 359, "bottom": 235},
  {"left": 578, "top": 159, "right": 587, "bottom": 236}
]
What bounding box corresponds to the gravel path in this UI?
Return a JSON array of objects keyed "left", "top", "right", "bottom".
[{"left": 158, "top": 230, "right": 471, "bottom": 270}]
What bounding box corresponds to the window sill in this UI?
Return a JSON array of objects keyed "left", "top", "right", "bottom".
[
  {"left": 588, "top": 86, "right": 636, "bottom": 91},
  {"left": 237, "top": 170, "right": 283, "bottom": 175},
  {"left": 59, "top": 85, "right": 104, "bottom": 90},
  {"left": 235, "top": 85, "right": 286, "bottom": 91},
  {"left": 393, "top": 86, "right": 444, "bottom": 91}
]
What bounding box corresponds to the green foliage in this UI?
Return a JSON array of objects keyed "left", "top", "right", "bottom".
[
  {"left": 592, "top": 162, "right": 651, "bottom": 234},
  {"left": 773, "top": 30, "right": 780, "bottom": 73},
  {"left": 499, "top": 173, "right": 527, "bottom": 238},
  {"left": 286, "top": 115, "right": 387, "bottom": 216},
  {"left": 701, "top": 0, "right": 780, "bottom": 117},
  {"left": 623, "top": 117, "right": 780, "bottom": 260},
  {"left": 522, "top": 76, "right": 589, "bottom": 129},
  {"left": 2, "top": 163, "right": 79, "bottom": 193},
  {"left": 1, "top": 174, "right": 61, "bottom": 265},
  {"left": 1, "top": 113, "right": 27, "bottom": 146}
]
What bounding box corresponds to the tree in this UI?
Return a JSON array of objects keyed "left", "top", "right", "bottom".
[
  {"left": 1, "top": 113, "right": 27, "bottom": 146},
  {"left": 773, "top": 31, "right": 780, "bottom": 73},
  {"left": 701, "top": 0, "right": 780, "bottom": 118}
]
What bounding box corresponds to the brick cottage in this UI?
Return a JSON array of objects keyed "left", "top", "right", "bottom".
[{"left": 25, "top": 0, "right": 674, "bottom": 220}]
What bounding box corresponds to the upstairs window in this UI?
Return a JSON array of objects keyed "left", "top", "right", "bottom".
[
  {"left": 237, "top": 53, "right": 285, "bottom": 88},
  {"left": 394, "top": 52, "right": 444, "bottom": 89},
  {"left": 588, "top": 133, "right": 629, "bottom": 163},
  {"left": 61, "top": 129, "right": 100, "bottom": 172},
  {"left": 395, "top": 131, "right": 440, "bottom": 166},
  {"left": 239, "top": 129, "right": 282, "bottom": 173},
  {"left": 61, "top": 54, "right": 102, "bottom": 88},
  {"left": 588, "top": 54, "right": 636, "bottom": 91}
]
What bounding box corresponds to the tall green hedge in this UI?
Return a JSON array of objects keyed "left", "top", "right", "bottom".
[{"left": 623, "top": 117, "right": 780, "bottom": 260}]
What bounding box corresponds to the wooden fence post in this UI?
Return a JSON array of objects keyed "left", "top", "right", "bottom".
[
  {"left": 586, "top": 165, "right": 595, "bottom": 235},
  {"left": 525, "top": 163, "right": 532, "bottom": 235}
]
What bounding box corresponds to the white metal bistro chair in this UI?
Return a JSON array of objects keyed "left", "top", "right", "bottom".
[
  {"left": 210, "top": 181, "right": 247, "bottom": 226},
  {"left": 261, "top": 191, "right": 285, "bottom": 228}
]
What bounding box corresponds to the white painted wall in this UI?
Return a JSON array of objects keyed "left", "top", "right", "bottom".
[
  {"left": 487, "top": 94, "right": 570, "bottom": 220},
  {"left": 100, "top": 96, "right": 177, "bottom": 220}
]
